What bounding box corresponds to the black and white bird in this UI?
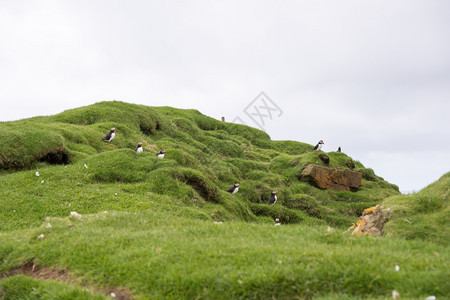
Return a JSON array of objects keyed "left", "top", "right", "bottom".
[
  {"left": 135, "top": 142, "right": 143, "bottom": 153},
  {"left": 337, "top": 147, "right": 341, "bottom": 152},
  {"left": 226, "top": 183, "right": 240, "bottom": 194},
  {"left": 268, "top": 191, "right": 277, "bottom": 205},
  {"left": 313, "top": 140, "right": 324, "bottom": 151},
  {"left": 157, "top": 149, "right": 166, "bottom": 159},
  {"left": 102, "top": 128, "right": 116, "bottom": 144}
]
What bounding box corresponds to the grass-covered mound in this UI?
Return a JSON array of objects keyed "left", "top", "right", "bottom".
[
  {"left": 0, "top": 101, "right": 399, "bottom": 232},
  {"left": 382, "top": 172, "right": 449, "bottom": 245},
  {"left": 1, "top": 101, "right": 447, "bottom": 299}
]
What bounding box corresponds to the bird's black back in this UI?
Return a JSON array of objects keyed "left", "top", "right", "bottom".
[
  {"left": 102, "top": 131, "right": 112, "bottom": 141},
  {"left": 226, "top": 186, "right": 236, "bottom": 193},
  {"left": 268, "top": 194, "right": 277, "bottom": 205}
]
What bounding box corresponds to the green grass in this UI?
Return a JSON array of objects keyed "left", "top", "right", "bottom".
[
  {"left": 382, "top": 172, "right": 449, "bottom": 245},
  {"left": 0, "top": 101, "right": 448, "bottom": 299},
  {"left": 0, "top": 101, "right": 399, "bottom": 231},
  {"left": 1, "top": 210, "right": 448, "bottom": 299},
  {"left": 0, "top": 275, "right": 106, "bottom": 300}
]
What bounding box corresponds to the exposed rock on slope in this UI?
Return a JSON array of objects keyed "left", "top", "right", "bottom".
[
  {"left": 300, "top": 164, "right": 362, "bottom": 191},
  {"left": 347, "top": 205, "right": 391, "bottom": 236}
]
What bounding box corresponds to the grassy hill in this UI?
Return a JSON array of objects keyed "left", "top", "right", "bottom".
[
  {"left": 382, "top": 172, "right": 449, "bottom": 245},
  {"left": 0, "top": 101, "right": 447, "bottom": 299}
]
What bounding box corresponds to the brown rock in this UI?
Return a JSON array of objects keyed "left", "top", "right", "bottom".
[
  {"left": 300, "top": 164, "right": 362, "bottom": 191},
  {"left": 347, "top": 205, "right": 391, "bottom": 236}
]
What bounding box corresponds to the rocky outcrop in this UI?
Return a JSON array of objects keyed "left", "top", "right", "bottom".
[
  {"left": 300, "top": 164, "right": 362, "bottom": 191},
  {"left": 347, "top": 205, "right": 391, "bottom": 236}
]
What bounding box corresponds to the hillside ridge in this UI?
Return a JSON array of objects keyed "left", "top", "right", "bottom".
[{"left": 0, "top": 101, "right": 399, "bottom": 231}]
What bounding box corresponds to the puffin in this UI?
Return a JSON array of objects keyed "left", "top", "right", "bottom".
[
  {"left": 337, "top": 146, "right": 341, "bottom": 152},
  {"left": 268, "top": 191, "right": 277, "bottom": 205},
  {"left": 157, "top": 149, "right": 166, "bottom": 159},
  {"left": 226, "top": 183, "right": 240, "bottom": 194},
  {"left": 135, "top": 142, "right": 143, "bottom": 153},
  {"left": 102, "top": 128, "right": 116, "bottom": 144},
  {"left": 313, "top": 140, "right": 324, "bottom": 151}
]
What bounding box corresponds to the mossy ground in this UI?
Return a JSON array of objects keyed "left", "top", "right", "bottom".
[{"left": 0, "top": 101, "right": 447, "bottom": 299}]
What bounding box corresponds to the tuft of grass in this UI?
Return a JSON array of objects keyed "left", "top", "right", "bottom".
[
  {"left": 171, "top": 168, "right": 222, "bottom": 203},
  {"left": 285, "top": 194, "right": 326, "bottom": 218},
  {"left": 0, "top": 275, "right": 106, "bottom": 300},
  {"left": 85, "top": 149, "right": 158, "bottom": 183}
]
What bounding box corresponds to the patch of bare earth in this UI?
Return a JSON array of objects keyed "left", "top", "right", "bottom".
[{"left": 0, "top": 262, "right": 133, "bottom": 300}]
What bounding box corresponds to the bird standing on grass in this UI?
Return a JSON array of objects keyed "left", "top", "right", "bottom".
[
  {"left": 227, "top": 183, "right": 240, "bottom": 194},
  {"left": 157, "top": 150, "right": 166, "bottom": 159},
  {"left": 337, "top": 147, "right": 341, "bottom": 152},
  {"left": 313, "top": 140, "right": 324, "bottom": 151},
  {"left": 136, "top": 142, "right": 143, "bottom": 153},
  {"left": 102, "top": 128, "right": 116, "bottom": 144},
  {"left": 268, "top": 191, "right": 277, "bottom": 205}
]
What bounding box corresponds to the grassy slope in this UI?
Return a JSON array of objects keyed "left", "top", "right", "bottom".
[
  {"left": 382, "top": 172, "right": 449, "bottom": 245},
  {"left": 0, "top": 101, "right": 399, "bottom": 231},
  {"left": 0, "top": 101, "right": 447, "bottom": 299}
]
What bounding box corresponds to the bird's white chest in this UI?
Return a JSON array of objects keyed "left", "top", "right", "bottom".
[
  {"left": 109, "top": 132, "right": 115, "bottom": 141},
  {"left": 157, "top": 153, "right": 165, "bottom": 159},
  {"left": 232, "top": 187, "right": 239, "bottom": 194},
  {"left": 136, "top": 147, "right": 143, "bottom": 153},
  {"left": 273, "top": 195, "right": 277, "bottom": 203},
  {"left": 316, "top": 144, "right": 322, "bottom": 151}
]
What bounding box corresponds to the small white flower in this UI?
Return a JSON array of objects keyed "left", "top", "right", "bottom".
[
  {"left": 103, "top": 211, "right": 108, "bottom": 214},
  {"left": 41, "top": 180, "right": 44, "bottom": 184},
  {"left": 213, "top": 221, "right": 223, "bottom": 224},
  {"left": 45, "top": 223, "right": 52, "bottom": 229},
  {"left": 425, "top": 296, "right": 436, "bottom": 300},
  {"left": 110, "top": 292, "right": 116, "bottom": 298},
  {"left": 114, "top": 193, "right": 117, "bottom": 196},
  {"left": 70, "top": 211, "right": 82, "bottom": 219},
  {"left": 35, "top": 172, "right": 40, "bottom": 176},
  {"left": 84, "top": 164, "right": 88, "bottom": 169},
  {"left": 395, "top": 265, "right": 400, "bottom": 272},
  {"left": 392, "top": 290, "right": 400, "bottom": 299},
  {"left": 37, "top": 234, "right": 44, "bottom": 240}
]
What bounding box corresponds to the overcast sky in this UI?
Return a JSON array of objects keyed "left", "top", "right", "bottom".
[{"left": 1, "top": 0, "right": 449, "bottom": 193}]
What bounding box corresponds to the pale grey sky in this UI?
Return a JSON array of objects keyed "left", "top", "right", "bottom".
[{"left": 1, "top": 0, "right": 449, "bottom": 193}]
